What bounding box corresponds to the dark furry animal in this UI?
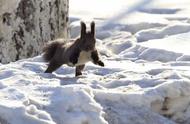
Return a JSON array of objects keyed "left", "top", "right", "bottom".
[{"left": 43, "top": 21, "right": 104, "bottom": 77}]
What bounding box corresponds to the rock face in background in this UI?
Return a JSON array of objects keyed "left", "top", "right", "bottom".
[{"left": 0, "top": 0, "right": 69, "bottom": 63}]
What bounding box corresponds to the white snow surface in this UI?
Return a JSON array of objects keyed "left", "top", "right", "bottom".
[{"left": 1, "top": 0, "right": 190, "bottom": 124}]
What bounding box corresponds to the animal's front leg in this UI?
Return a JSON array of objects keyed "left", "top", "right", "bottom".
[
  {"left": 91, "top": 50, "right": 104, "bottom": 67},
  {"left": 70, "top": 48, "right": 80, "bottom": 65},
  {"left": 75, "top": 64, "right": 85, "bottom": 77}
]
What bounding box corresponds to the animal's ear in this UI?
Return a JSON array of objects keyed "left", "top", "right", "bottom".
[
  {"left": 90, "top": 21, "right": 95, "bottom": 37},
  {"left": 80, "top": 21, "right": 86, "bottom": 38}
]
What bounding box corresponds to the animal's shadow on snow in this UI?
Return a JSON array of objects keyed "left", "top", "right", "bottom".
[{"left": 38, "top": 72, "right": 86, "bottom": 86}]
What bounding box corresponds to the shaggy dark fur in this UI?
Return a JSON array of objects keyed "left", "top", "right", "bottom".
[
  {"left": 43, "top": 21, "right": 104, "bottom": 77},
  {"left": 43, "top": 41, "right": 64, "bottom": 62}
]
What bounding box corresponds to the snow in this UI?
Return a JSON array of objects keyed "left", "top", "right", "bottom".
[
  {"left": 1, "top": 0, "right": 190, "bottom": 124},
  {"left": 140, "top": 31, "right": 190, "bottom": 55}
]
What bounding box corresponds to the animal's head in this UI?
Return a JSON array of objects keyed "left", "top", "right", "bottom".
[{"left": 80, "top": 21, "right": 96, "bottom": 51}]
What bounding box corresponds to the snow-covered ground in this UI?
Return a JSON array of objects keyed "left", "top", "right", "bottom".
[{"left": 1, "top": 0, "right": 190, "bottom": 124}]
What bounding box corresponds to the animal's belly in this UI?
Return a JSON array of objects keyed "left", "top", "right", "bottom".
[
  {"left": 76, "top": 51, "right": 91, "bottom": 65},
  {"left": 67, "top": 51, "right": 92, "bottom": 67}
]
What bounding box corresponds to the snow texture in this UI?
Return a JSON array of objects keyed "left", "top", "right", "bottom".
[{"left": 1, "top": 0, "right": 190, "bottom": 124}]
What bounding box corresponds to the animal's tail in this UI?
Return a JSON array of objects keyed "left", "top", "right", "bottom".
[{"left": 43, "top": 41, "right": 61, "bottom": 62}]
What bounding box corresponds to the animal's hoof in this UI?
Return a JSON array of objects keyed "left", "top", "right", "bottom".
[{"left": 98, "top": 61, "right": 104, "bottom": 67}]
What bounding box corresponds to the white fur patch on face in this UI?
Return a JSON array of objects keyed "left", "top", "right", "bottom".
[{"left": 76, "top": 51, "right": 92, "bottom": 66}]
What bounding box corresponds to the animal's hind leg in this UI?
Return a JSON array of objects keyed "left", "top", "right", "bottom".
[
  {"left": 75, "top": 64, "right": 85, "bottom": 77},
  {"left": 45, "top": 60, "right": 62, "bottom": 73}
]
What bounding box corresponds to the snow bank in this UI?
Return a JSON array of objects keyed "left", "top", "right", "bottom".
[
  {"left": 94, "top": 79, "right": 190, "bottom": 124},
  {"left": 0, "top": 87, "right": 55, "bottom": 124},
  {"left": 135, "top": 23, "right": 190, "bottom": 42},
  {"left": 0, "top": 58, "right": 108, "bottom": 124},
  {"left": 44, "top": 85, "right": 108, "bottom": 124},
  {"left": 140, "top": 31, "right": 190, "bottom": 55}
]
